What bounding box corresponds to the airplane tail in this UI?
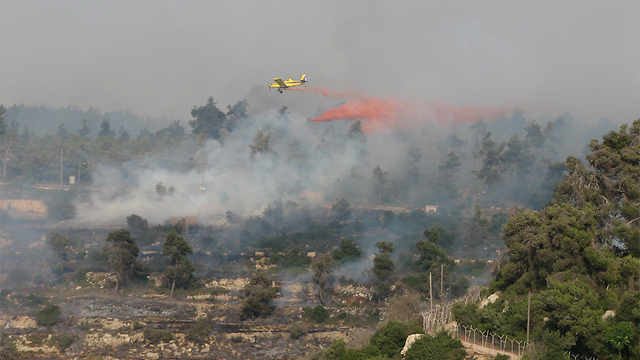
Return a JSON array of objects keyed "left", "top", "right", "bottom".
[{"left": 300, "top": 74, "right": 307, "bottom": 83}]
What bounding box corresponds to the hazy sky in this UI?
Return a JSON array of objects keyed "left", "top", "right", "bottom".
[{"left": 2, "top": 1, "right": 638, "bottom": 124}]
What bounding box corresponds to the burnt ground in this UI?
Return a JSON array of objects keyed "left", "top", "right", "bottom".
[{"left": 1, "top": 290, "right": 370, "bottom": 360}]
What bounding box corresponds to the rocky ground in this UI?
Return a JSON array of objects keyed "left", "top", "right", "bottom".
[{"left": 0, "top": 275, "right": 384, "bottom": 360}]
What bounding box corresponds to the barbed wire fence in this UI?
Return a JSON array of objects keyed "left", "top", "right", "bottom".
[
  {"left": 421, "top": 289, "right": 530, "bottom": 358},
  {"left": 420, "top": 290, "right": 596, "bottom": 360}
]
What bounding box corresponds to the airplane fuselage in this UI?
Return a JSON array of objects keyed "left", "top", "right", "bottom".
[{"left": 269, "top": 74, "right": 307, "bottom": 93}]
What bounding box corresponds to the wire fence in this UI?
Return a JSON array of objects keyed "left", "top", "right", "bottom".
[
  {"left": 420, "top": 290, "right": 597, "bottom": 359},
  {"left": 421, "top": 289, "right": 529, "bottom": 358}
]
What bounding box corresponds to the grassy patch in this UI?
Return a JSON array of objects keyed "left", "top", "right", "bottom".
[
  {"left": 26, "top": 333, "right": 50, "bottom": 347},
  {"left": 49, "top": 334, "right": 74, "bottom": 352},
  {"left": 143, "top": 329, "right": 174, "bottom": 345}
]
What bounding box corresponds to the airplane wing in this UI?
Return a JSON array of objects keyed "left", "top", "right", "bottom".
[{"left": 273, "top": 78, "right": 287, "bottom": 87}]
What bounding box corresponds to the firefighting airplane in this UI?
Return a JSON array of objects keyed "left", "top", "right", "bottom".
[{"left": 269, "top": 74, "right": 307, "bottom": 93}]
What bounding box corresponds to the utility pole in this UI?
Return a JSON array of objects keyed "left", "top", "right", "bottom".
[
  {"left": 526, "top": 292, "right": 531, "bottom": 345},
  {"left": 60, "top": 147, "right": 63, "bottom": 185},
  {"left": 2, "top": 142, "right": 11, "bottom": 185},
  {"left": 441, "top": 264, "right": 444, "bottom": 305},
  {"left": 335, "top": 179, "right": 339, "bottom": 199}
]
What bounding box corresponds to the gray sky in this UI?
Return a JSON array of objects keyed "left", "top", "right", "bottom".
[{"left": 2, "top": 1, "right": 638, "bottom": 124}]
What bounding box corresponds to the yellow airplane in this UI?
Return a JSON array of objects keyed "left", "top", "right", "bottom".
[{"left": 269, "top": 74, "right": 307, "bottom": 93}]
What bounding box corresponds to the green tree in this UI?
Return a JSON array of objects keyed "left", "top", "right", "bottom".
[
  {"left": 155, "top": 120, "right": 185, "bottom": 144},
  {"left": 117, "top": 125, "right": 130, "bottom": 141},
  {"left": 0, "top": 105, "right": 6, "bottom": 136},
  {"left": 47, "top": 231, "right": 70, "bottom": 261},
  {"left": 98, "top": 118, "right": 114, "bottom": 137},
  {"left": 496, "top": 203, "right": 599, "bottom": 290},
  {"left": 372, "top": 241, "right": 396, "bottom": 300},
  {"left": 78, "top": 119, "right": 91, "bottom": 138},
  {"left": 226, "top": 99, "right": 248, "bottom": 131},
  {"left": 189, "top": 97, "right": 228, "bottom": 140},
  {"left": 415, "top": 236, "right": 453, "bottom": 273},
  {"left": 477, "top": 132, "right": 507, "bottom": 187},
  {"left": 56, "top": 124, "right": 68, "bottom": 139},
  {"left": 434, "top": 151, "right": 461, "bottom": 199},
  {"left": 332, "top": 237, "right": 361, "bottom": 262},
  {"left": 310, "top": 305, "right": 330, "bottom": 323},
  {"left": 126, "top": 214, "right": 155, "bottom": 245},
  {"left": 605, "top": 321, "right": 634, "bottom": 357},
  {"left": 249, "top": 130, "right": 276, "bottom": 158},
  {"left": 524, "top": 120, "right": 545, "bottom": 149},
  {"left": 312, "top": 254, "right": 335, "bottom": 305},
  {"left": 347, "top": 120, "right": 366, "bottom": 142},
  {"left": 405, "top": 145, "right": 423, "bottom": 185},
  {"left": 105, "top": 229, "right": 146, "bottom": 293},
  {"left": 555, "top": 120, "right": 640, "bottom": 257},
  {"left": 239, "top": 271, "right": 280, "bottom": 319},
  {"left": 373, "top": 165, "right": 397, "bottom": 202},
  {"left": 162, "top": 230, "right": 195, "bottom": 297},
  {"left": 331, "top": 197, "right": 351, "bottom": 220}
]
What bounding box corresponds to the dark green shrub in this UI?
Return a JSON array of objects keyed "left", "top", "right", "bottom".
[
  {"left": 36, "top": 304, "right": 60, "bottom": 326},
  {"left": 371, "top": 320, "right": 423, "bottom": 358},
  {"left": 310, "top": 305, "right": 330, "bottom": 323},
  {"left": 186, "top": 318, "right": 211, "bottom": 345},
  {"left": 143, "top": 329, "right": 173, "bottom": 344},
  {"left": 49, "top": 334, "right": 74, "bottom": 352},
  {"left": 47, "top": 201, "right": 76, "bottom": 221},
  {"left": 404, "top": 331, "right": 465, "bottom": 360},
  {"left": 0, "top": 331, "right": 20, "bottom": 360},
  {"left": 23, "top": 293, "right": 46, "bottom": 307},
  {"left": 288, "top": 322, "right": 308, "bottom": 339}
]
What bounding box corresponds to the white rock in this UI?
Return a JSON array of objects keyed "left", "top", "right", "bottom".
[
  {"left": 602, "top": 310, "right": 616, "bottom": 320},
  {"left": 401, "top": 334, "right": 425, "bottom": 356},
  {"left": 479, "top": 292, "right": 501, "bottom": 309}
]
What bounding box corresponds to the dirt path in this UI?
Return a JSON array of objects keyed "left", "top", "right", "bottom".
[{"left": 460, "top": 339, "right": 523, "bottom": 359}]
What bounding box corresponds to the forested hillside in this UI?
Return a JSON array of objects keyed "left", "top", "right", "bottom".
[{"left": 454, "top": 119, "right": 640, "bottom": 359}]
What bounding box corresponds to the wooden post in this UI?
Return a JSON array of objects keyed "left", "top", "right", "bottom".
[{"left": 429, "top": 272, "right": 433, "bottom": 311}]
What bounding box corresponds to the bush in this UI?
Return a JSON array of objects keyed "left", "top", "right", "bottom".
[
  {"left": 310, "top": 305, "right": 330, "bottom": 323},
  {"left": 0, "top": 331, "right": 20, "bottom": 360},
  {"left": 143, "top": 329, "right": 173, "bottom": 344},
  {"left": 370, "top": 321, "right": 423, "bottom": 358},
  {"left": 404, "top": 331, "right": 465, "bottom": 360},
  {"left": 36, "top": 303, "right": 60, "bottom": 326},
  {"left": 289, "top": 322, "right": 308, "bottom": 339},
  {"left": 186, "top": 318, "right": 211, "bottom": 345},
  {"left": 47, "top": 200, "right": 76, "bottom": 221},
  {"left": 49, "top": 334, "right": 74, "bottom": 352}
]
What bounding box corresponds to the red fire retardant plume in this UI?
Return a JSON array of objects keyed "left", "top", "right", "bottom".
[{"left": 292, "top": 87, "right": 517, "bottom": 134}]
